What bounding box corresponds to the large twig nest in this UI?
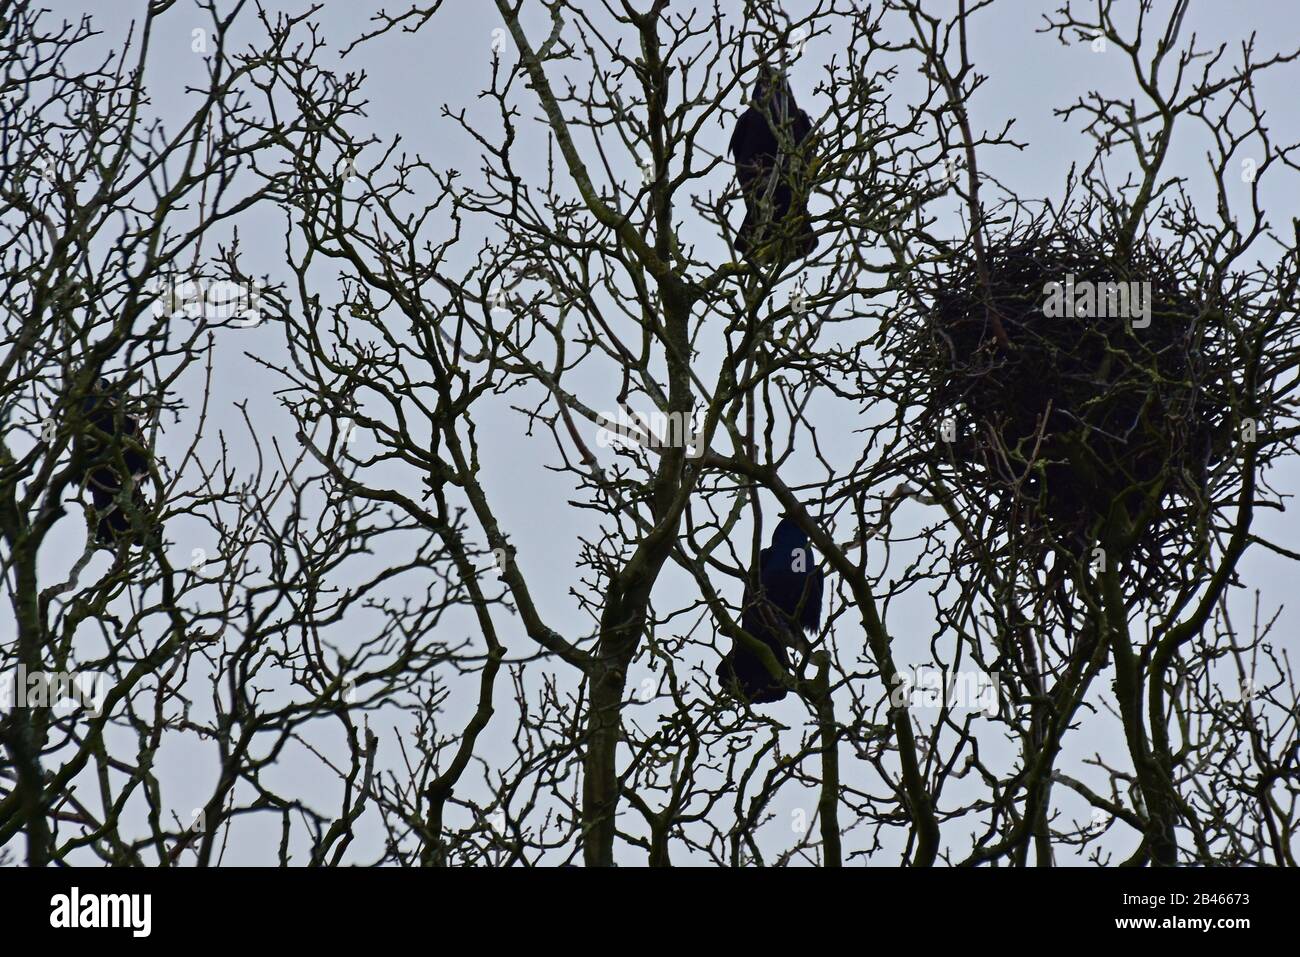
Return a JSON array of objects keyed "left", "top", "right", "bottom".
[{"left": 904, "top": 224, "right": 1238, "bottom": 593}]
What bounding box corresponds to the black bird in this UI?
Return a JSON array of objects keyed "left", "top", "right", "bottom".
[
  {"left": 729, "top": 67, "right": 819, "bottom": 268},
  {"left": 716, "top": 516, "right": 825, "bottom": 704},
  {"left": 71, "top": 377, "right": 152, "bottom": 547}
]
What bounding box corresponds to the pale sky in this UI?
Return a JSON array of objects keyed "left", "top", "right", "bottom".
[{"left": 27, "top": 0, "right": 1300, "bottom": 865}]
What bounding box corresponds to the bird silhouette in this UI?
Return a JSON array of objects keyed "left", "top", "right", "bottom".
[
  {"left": 716, "top": 516, "right": 825, "bottom": 703},
  {"left": 729, "top": 67, "right": 819, "bottom": 268},
  {"left": 71, "top": 377, "right": 152, "bottom": 547}
]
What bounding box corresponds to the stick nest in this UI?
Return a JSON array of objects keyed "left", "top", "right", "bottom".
[{"left": 904, "top": 225, "right": 1238, "bottom": 593}]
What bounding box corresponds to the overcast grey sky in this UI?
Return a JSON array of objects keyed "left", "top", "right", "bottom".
[{"left": 30, "top": 0, "right": 1300, "bottom": 865}]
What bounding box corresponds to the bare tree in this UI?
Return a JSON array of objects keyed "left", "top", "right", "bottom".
[
  {"left": 3, "top": 0, "right": 1297, "bottom": 868},
  {"left": 0, "top": 0, "right": 490, "bottom": 867}
]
